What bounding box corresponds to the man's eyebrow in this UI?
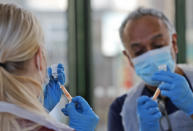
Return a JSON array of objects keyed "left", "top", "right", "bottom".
[
  {"left": 151, "top": 34, "right": 163, "bottom": 40},
  {"left": 130, "top": 42, "right": 141, "bottom": 49}
]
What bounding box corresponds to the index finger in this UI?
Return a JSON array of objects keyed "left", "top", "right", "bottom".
[
  {"left": 137, "top": 96, "right": 150, "bottom": 105},
  {"left": 152, "top": 74, "right": 173, "bottom": 83},
  {"left": 47, "top": 67, "right": 52, "bottom": 78},
  {"left": 57, "top": 63, "right": 64, "bottom": 71},
  {"left": 72, "top": 96, "right": 91, "bottom": 111}
]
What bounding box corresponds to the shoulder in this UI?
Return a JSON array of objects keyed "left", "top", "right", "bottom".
[
  {"left": 178, "top": 64, "right": 193, "bottom": 73},
  {"left": 125, "top": 82, "right": 145, "bottom": 102},
  {"left": 37, "top": 127, "right": 55, "bottom": 131},
  {"left": 120, "top": 84, "right": 143, "bottom": 131},
  {"left": 121, "top": 82, "right": 145, "bottom": 114},
  {"left": 110, "top": 94, "right": 127, "bottom": 113},
  {"left": 110, "top": 82, "right": 145, "bottom": 114},
  {"left": 17, "top": 119, "right": 54, "bottom": 131},
  {"left": 108, "top": 94, "right": 127, "bottom": 131},
  {"left": 178, "top": 64, "right": 193, "bottom": 86}
]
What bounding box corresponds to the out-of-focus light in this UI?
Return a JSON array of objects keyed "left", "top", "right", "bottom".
[
  {"left": 91, "top": 0, "right": 109, "bottom": 10},
  {"left": 27, "top": 0, "right": 67, "bottom": 11},
  {"left": 113, "top": 0, "right": 137, "bottom": 11},
  {"left": 101, "top": 12, "right": 125, "bottom": 57},
  {"left": 92, "top": 0, "right": 137, "bottom": 11}
]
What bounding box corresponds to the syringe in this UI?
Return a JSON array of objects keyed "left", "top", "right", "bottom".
[
  {"left": 152, "top": 65, "right": 167, "bottom": 100},
  {"left": 60, "top": 85, "right": 72, "bottom": 102},
  {"left": 51, "top": 64, "right": 72, "bottom": 102}
]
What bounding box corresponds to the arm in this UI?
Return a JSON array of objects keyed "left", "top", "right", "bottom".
[
  {"left": 108, "top": 94, "right": 126, "bottom": 131},
  {"left": 191, "top": 114, "right": 193, "bottom": 119}
]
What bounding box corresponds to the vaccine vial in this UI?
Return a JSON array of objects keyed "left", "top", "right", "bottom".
[
  {"left": 51, "top": 64, "right": 58, "bottom": 78},
  {"left": 152, "top": 64, "right": 167, "bottom": 100},
  {"left": 158, "top": 64, "right": 167, "bottom": 71}
]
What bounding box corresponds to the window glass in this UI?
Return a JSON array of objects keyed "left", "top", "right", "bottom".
[
  {"left": 186, "top": 0, "right": 193, "bottom": 64},
  {"left": 91, "top": 0, "right": 175, "bottom": 130}
]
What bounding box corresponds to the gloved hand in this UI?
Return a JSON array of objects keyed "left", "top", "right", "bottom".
[
  {"left": 137, "top": 96, "right": 161, "bottom": 131},
  {"left": 44, "top": 64, "right": 65, "bottom": 112},
  {"left": 152, "top": 68, "right": 193, "bottom": 115},
  {"left": 61, "top": 96, "right": 99, "bottom": 131}
]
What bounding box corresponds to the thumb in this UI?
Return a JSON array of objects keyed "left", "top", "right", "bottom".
[
  {"left": 72, "top": 96, "right": 91, "bottom": 112},
  {"left": 63, "top": 102, "right": 79, "bottom": 116},
  {"left": 57, "top": 70, "right": 65, "bottom": 85},
  {"left": 61, "top": 107, "right": 68, "bottom": 116}
]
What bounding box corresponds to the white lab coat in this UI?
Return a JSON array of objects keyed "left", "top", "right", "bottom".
[{"left": 0, "top": 102, "right": 73, "bottom": 131}]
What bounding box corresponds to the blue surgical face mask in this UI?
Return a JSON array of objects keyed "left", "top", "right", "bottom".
[{"left": 132, "top": 45, "right": 176, "bottom": 86}]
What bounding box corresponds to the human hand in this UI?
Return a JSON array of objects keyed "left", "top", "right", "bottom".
[
  {"left": 152, "top": 69, "right": 193, "bottom": 115},
  {"left": 137, "top": 96, "right": 161, "bottom": 131},
  {"left": 43, "top": 64, "right": 65, "bottom": 112},
  {"left": 62, "top": 96, "right": 99, "bottom": 131}
]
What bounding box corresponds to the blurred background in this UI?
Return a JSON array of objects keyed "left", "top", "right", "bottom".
[{"left": 1, "top": 0, "right": 193, "bottom": 130}]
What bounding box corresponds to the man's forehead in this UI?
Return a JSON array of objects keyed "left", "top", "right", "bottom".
[
  {"left": 125, "top": 15, "right": 164, "bottom": 30},
  {"left": 123, "top": 16, "right": 169, "bottom": 45},
  {"left": 129, "top": 32, "right": 164, "bottom": 45}
]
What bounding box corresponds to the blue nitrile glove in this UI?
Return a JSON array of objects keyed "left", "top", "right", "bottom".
[
  {"left": 43, "top": 64, "right": 65, "bottom": 112},
  {"left": 61, "top": 96, "right": 99, "bottom": 131},
  {"left": 152, "top": 68, "right": 193, "bottom": 115},
  {"left": 137, "top": 96, "right": 161, "bottom": 131}
]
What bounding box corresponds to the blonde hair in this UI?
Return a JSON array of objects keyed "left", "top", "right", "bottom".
[{"left": 0, "top": 4, "right": 49, "bottom": 131}]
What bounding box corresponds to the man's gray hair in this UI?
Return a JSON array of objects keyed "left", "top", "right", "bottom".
[{"left": 119, "top": 7, "right": 176, "bottom": 42}]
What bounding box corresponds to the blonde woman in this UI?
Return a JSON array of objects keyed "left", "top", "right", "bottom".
[{"left": 0, "top": 4, "right": 99, "bottom": 131}]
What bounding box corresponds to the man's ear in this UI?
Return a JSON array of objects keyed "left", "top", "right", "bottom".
[
  {"left": 35, "top": 48, "right": 43, "bottom": 71},
  {"left": 172, "top": 33, "right": 178, "bottom": 54},
  {"left": 122, "top": 50, "right": 134, "bottom": 68}
]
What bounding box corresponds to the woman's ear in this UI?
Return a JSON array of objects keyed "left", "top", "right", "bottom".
[
  {"left": 35, "top": 48, "right": 43, "bottom": 71},
  {"left": 122, "top": 50, "right": 134, "bottom": 68}
]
